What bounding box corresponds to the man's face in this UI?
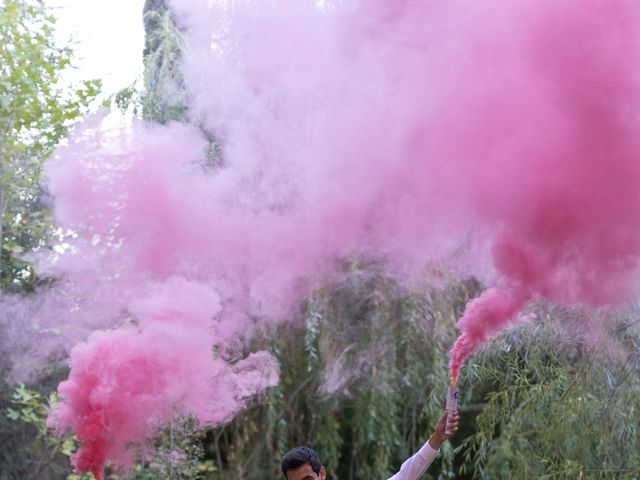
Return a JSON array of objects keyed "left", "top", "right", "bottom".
[{"left": 285, "top": 464, "right": 327, "bottom": 480}]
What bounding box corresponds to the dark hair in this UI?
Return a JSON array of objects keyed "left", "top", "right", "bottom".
[{"left": 281, "top": 446, "right": 322, "bottom": 478}]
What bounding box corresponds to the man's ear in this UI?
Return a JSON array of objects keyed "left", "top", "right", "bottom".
[{"left": 319, "top": 465, "right": 327, "bottom": 480}]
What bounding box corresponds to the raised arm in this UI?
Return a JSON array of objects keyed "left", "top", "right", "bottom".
[{"left": 387, "top": 411, "right": 459, "bottom": 480}]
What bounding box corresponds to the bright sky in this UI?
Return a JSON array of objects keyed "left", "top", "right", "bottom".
[{"left": 47, "top": 0, "right": 146, "bottom": 96}]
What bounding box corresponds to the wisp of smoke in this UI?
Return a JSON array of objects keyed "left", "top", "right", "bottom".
[{"left": 38, "top": 0, "right": 640, "bottom": 476}]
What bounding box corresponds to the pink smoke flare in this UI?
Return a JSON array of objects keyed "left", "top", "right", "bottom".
[{"left": 40, "top": 0, "right": 640, "bottom": 476}]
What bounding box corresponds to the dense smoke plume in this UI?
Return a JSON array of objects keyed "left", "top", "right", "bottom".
[{"left": 37, "top": 0, "right": 640, "bottom": 476}]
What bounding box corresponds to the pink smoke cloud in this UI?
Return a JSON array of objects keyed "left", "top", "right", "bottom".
[
  {"left": 41, "top": 0, "right": 640, "bottom": 476},
  {"left": 47, "top": 276, "right": 278, "bottom": 477},
  {"left": 449, "top": 0, "right": 640, "bottom": 379}
]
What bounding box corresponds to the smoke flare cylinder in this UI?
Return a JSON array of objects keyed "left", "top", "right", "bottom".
[{"left": 445, "top": 385, "right": 458, "bottom": 435}]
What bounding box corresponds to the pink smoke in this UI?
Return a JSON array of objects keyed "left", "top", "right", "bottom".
[
  {"left": 44, "top": 119, "right": 283, "bottom": 475},
  {"left": 41, "top": 0, "right": 640, "bottom": 476},
  {"left": 449, "top": 0, "right": 640, "bottom": 380},
  {"left": 47, "top": 276, "right": 279, "bottom": 477}
]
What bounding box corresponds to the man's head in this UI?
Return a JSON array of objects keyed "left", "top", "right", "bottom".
[{"left": 281, "top": 446, "right": 326, "bottom": 480}]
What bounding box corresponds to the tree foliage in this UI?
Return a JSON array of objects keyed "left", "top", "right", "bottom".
[
  {"left": 460, "top": 308, "right": 640, "bottom": 480},
  {"left": 0, "top": 0, "right": 100, "bottom": 292},
  {"left": 202, "top": 281, "right": 640, "bottom": 480},
  {"left": 0, "top": 1, "right": 100, "bottom": 478}
]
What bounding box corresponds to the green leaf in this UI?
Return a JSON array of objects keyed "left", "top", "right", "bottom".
[{"left": 6, "top": 408, "right": 20, "bottom": 421}]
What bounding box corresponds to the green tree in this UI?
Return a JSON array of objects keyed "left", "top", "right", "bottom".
[
  {"left": 140, "top": 0, "right": 185, "bottom": 123},
  {"left": 459, "top": 308, "right": 640, "bottom": 480},
  {"left": 1, "top": 1, "right": 100, "bottom": 478},
  {"left": 203, "top": 269, "right": 475, "bottom": 480},
  {"left": 199, "top": 275, "right": 640, "bottom": 480},
  {"left": 0, "top": 0, "right": 100, "bottom": 292}
]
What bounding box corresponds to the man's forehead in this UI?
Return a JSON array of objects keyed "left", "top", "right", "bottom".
[{"left": 285, "top": 463, "right": 318, "bottom": 480}]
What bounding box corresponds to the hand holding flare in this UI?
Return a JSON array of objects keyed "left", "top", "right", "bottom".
[{"left": 430, "top": 409, "right": 460, "bottom": 450}]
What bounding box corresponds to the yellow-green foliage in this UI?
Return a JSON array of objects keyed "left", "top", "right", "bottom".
[
  {"left": 0, "top": 0, "right": 100, "bottom": 292},
  {"left": 460, "top": 307, "right": 640, "bottom": 480}
]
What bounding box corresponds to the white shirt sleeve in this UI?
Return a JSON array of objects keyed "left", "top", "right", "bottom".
[{"left": 386, "top": 441, "right": 439, "bottom": 480}]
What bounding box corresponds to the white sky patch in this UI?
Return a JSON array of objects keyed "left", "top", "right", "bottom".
[{"left": 47, "top": 0, "right": 146, "bottom": 96}]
